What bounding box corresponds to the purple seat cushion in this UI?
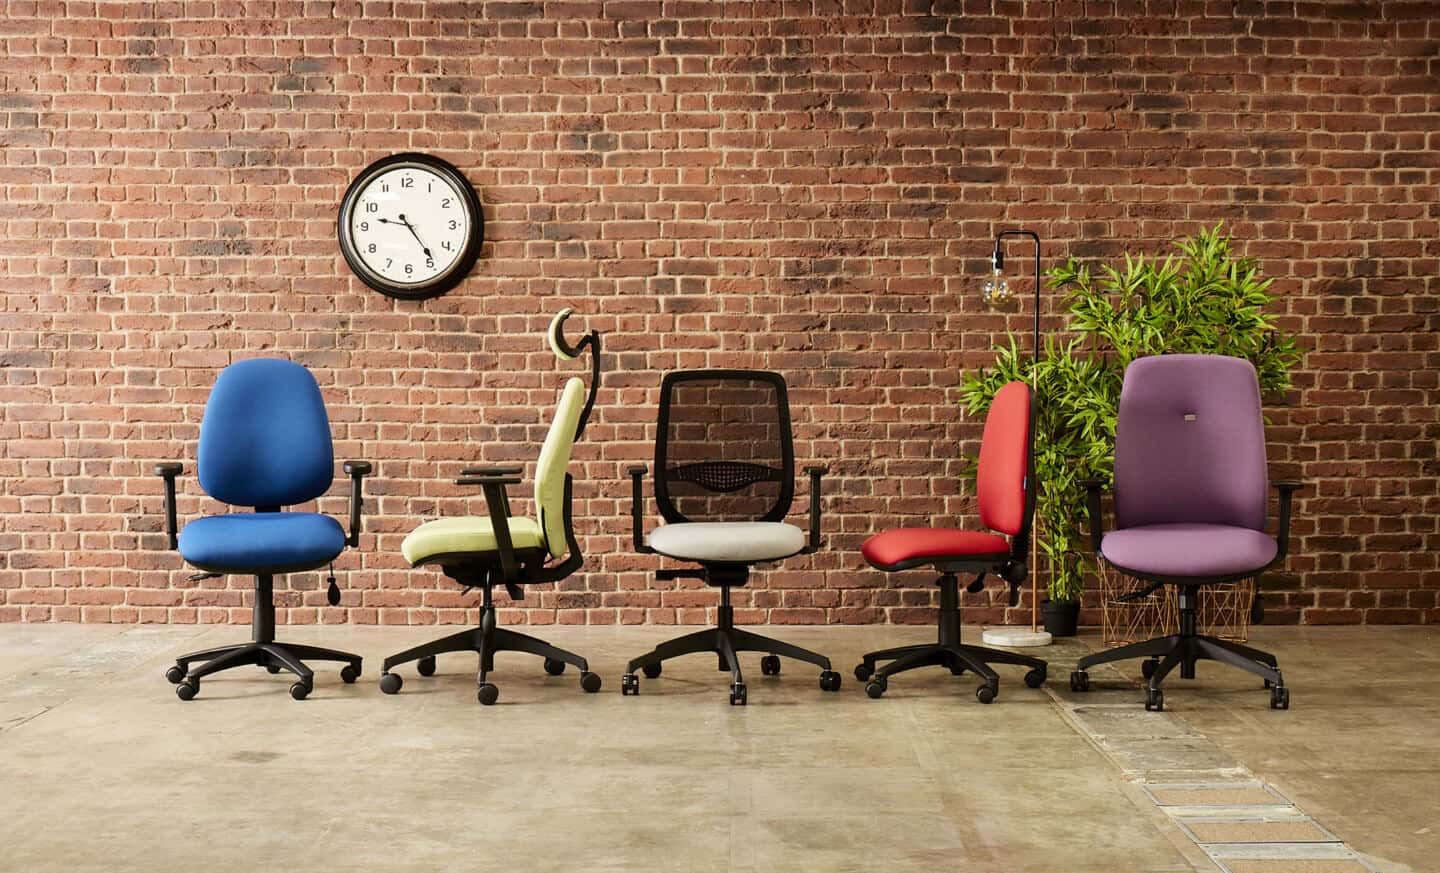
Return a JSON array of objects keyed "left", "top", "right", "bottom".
[{"left": 1101, "top": 524, "right": 1277, "bottom": 578}]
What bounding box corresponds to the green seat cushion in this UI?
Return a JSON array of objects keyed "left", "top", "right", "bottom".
[{"left": 401, "top": 516, "right": 546, "bottom": 566}]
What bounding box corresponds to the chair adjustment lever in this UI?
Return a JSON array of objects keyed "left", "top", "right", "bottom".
[
  {"left": 1116, "top": 581, "right": 1165, "bottom": 603},
  {"left": 656, "top": 568, "right": 707, "bottom": 581},
  {"left": 187, "top": 572, "right": 222, "bottom": 583}
]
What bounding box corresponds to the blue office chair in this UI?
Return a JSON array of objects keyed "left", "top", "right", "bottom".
[{"left": 155, "top": 358, "right": 372, "bottom": 701}]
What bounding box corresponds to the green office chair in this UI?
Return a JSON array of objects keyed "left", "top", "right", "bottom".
[{"left": 378, "top": 311, "right": 603, "bottom": 705}]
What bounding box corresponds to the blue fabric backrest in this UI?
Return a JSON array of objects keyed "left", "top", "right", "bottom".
[{"left": 198, "top": 358, "right": 335, "bottom": 508}]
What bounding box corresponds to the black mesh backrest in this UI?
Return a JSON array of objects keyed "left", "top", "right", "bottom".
[{"left": 654, "top": 370, "right": 795, "bottom": 524}]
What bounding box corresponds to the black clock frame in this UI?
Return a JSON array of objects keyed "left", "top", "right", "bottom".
[{"left": 337, "top": 152, "right": 484, "bottom": 301}]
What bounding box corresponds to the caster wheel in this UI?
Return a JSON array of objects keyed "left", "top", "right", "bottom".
[
  {"left": 266, "top": 664, "right": 282, "bottom": 675},
  {"left": 729, "top": 682, "right": 748, "bottom": 706},
  {"left": 1024, "top": 667, "right": 1047, "bottom": 688},
  {"left": 175, "top": 679, "right": 198, "bottom": 701},
  {"left": 379, "top": 672, "right": 403, "bottom": 695},
  {"left": 854, "top": 662, "right": 873, "bottom": 682},
  {"left": 975, "top": 683, "right": 997, "bottom": 705},
  {"left": 417, "top": 656, "right": 436, "bottom": 677},
  {"left": 340, "top": 664, "right": 360, "bottom": 684},
  {"left": 1270, "top": 685, "right": 1290, "bottom": 710},
  {"left": 1069, "top": 670, "right": 1091, "bottom": 692},
  {"left": 1141, "top": 658, "right": 1159, "bottom": 680},
  {"left": 1145, "top": 688, "right": 1164, "bottom": 712},
  {"left": 477, "top": 683, "right": 499, "bottom": 706},
  {"left": 543, "top": 658, "right": 567, "bottom": 676},
  {"left": 819, "top": 670, "right": 841, "bottom": 692},
  {"left": 760, "top": 655, "right": 781, "bottom": 676},
  {"left": 165, "top": 665, "right": 186, "bottom": 684},
  {"left": 621, "top": 673, "right": 640, "bottom": 696},
  {"left": 642, "top": 663, "right": 662, "bottom": 679},
  {"left": 865, "top": 677, "right": 887, "bottom": 699},
  {"left": 289, "top": 681, "right": 311, "bottom": 701},
  {"left": 949, "top": 663, "right": 967, "bottom": 676},
  {"left": 580, "top": 671, "right": 602, "bottom": 693}
]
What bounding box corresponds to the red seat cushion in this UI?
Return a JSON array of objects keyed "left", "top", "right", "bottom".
[{"left": 861, "top": 528, "right": 1011, "bottom": 570}]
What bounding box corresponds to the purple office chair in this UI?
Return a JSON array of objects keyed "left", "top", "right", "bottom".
[{"left": 1069, "top": 355, "right": 1302, "bottom": 712}]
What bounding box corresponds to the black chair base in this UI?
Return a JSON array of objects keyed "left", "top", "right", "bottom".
[
  {"left": 621, "top": 587, "right": 842, "bottom": 705},
  {"left": 166, "top": 640, "right": 360, "bottom": 701},
  {"left": 164, "top": 575, "right": 361, "bottom": 701},
  {"left": 378, "top": 585, "right": 600, "bottom": 705},
  {"left": 1070, "top": 587, "right": 1288, "bottom": 711},
  {"left": 855, "top": 572, "right": 1048, "bottom": 705}
]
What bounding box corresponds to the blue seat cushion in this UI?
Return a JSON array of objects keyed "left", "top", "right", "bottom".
[{"left": 179, "top": 513, "right": 346, "bottom": 571}]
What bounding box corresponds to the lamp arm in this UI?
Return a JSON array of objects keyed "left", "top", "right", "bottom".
[{"left": 993, "top": 229, "right": 1042, "bottom": 368}]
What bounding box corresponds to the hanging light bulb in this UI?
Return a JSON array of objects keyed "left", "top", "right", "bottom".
[{"left": 982, "top": 268, "right": 1014, "bottom": 308}]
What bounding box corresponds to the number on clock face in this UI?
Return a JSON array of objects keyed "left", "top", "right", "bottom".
[{"left": 347, "top": 165, "right": 470, "bottom": 286}]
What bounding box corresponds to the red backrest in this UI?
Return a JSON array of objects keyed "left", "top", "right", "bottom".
[{"left": 977, "top": 380, "right": 1033, "bottom": 537}]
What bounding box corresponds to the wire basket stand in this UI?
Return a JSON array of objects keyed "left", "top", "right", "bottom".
[{"left": 1099, "top": 564, "right": 1254, "bottom": 646}]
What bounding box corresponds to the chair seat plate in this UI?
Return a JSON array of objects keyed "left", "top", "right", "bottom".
[
  {"left": 861, "top": 528, "right": 1011, "bottom": 570},
  {"left": 1102, "top": 523, "right": 1277, "bottom": 578},
  {"left": 179, "top": 512, "right": 345, "bottom": 571},
  {"left": 648, "top": 522, "right": 805, "bottom": 563},
  {"left": 402, "top": 516, "right": 546, "bottom": 566}
]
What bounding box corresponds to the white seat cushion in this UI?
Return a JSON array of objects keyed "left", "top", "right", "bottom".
[{"left": 648, "top": 522, "right": 806, "bottom": 563}]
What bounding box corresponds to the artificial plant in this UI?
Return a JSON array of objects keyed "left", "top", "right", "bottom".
[{"left": 958, "top": 225, "right": 1300, "bottom": 603}]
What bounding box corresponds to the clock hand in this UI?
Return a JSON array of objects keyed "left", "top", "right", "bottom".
[{"left": 395, "top": 213, "right": 434, "bottom": 260}]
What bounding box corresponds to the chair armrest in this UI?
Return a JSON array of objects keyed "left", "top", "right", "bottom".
[
  {"left": 627, "top": 465, "right": 651, "bottom": 553},
  {"left": 458, "top": 475, "right": 521, "bottom": 581},
  {"left": 482, "top": 480, "right": 520, "bottom": 582},
  {"left": 456, "top": 476, "right": 523, "bottom": 487},
  {"left": 803, "top": 466, "right": 828, "bottom": 552},
  {"left": 343, "top": 461, "right": 372, "bottom": 548},
  {"left": 154, "top": 463, "right": 183, "bottom": 550},
  {"left": 1080, "top": 478, "right": 1106, "bottom": 554},
  {"left": 461, "top": 466, "right": 523, "bottom": 477},
  {"left": 1273, "top": 480, "right": 1304, "bottom": 560}
]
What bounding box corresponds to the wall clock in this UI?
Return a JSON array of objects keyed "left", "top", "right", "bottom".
[{"left": 337, "top": 153, "right": 484, "bottom": 300}]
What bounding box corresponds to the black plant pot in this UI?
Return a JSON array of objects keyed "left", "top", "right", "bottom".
[{"left": 1040, "top": 599, "right": 1081, "bottom": 637}]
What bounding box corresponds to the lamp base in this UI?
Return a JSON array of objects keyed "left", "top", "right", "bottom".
[{"left": 981, "top": 627, "right": 1053, "bottom": 648}]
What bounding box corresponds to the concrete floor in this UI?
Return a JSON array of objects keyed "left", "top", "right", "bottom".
[{"left": 0, "top": 623, "right": 1432, "bottom": 873}]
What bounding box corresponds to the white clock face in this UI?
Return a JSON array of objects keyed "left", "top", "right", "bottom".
[{"left": 345, "top": 163, "right": 471, "bottom": 287}]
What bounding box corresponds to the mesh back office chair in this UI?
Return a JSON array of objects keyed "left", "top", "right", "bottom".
[
  {"left": 156, "top": 358, "right": 372, "bottom": 701},
  {"left": 1069, "top": 354, "right": 1302, "bottom": 711},
  {"left": 854, "top": 381, "right": 1047, "bottom": 704},
  {"left": 378, "top": 311, "right": 603, "bottom": 705},
  {"left": 621, "top": 370, "right": 842, "bottom": 705}
]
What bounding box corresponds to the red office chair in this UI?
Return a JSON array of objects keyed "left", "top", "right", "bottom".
[{"left": 855, "top": 380, "right": 1047, "bottom": 704}]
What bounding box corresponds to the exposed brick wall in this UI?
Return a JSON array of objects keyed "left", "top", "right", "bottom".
[{"left": 1, "top": 1, "right": 1436, "bottom": 627}]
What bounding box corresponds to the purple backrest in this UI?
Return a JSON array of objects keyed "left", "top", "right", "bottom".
[{"left": 1113, "top": 355, "right": 1268, "bottom": 532}]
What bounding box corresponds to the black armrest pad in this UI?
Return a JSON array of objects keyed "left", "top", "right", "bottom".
[
  {"left": 462, "top": 465, "right": 522, "bottom": 477},
  {"left": 155, "top": 462, "right": 183, "bottom": 551},
  {"left": 1274, "top": 480, "right": 1303, "bottom": 492},
  {"left": 1079, "top": 478, "right": 1106, "bottom": 491},
  {"left": 804, "top": 464, "right": 826, "bottom": 551},
  {"left": 343, "top": 460, "right": 372, "bottom": 477},
  {"left": 458, "top": 476, "right": 522, "bottom": 487},
  {"left": 628, "top": 465, "right": 649, "bottom": 552}
]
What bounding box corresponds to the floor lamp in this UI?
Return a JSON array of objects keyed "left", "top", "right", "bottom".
[{"left": 979, "top": 229, "right": 1053, "bottom": 649}]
